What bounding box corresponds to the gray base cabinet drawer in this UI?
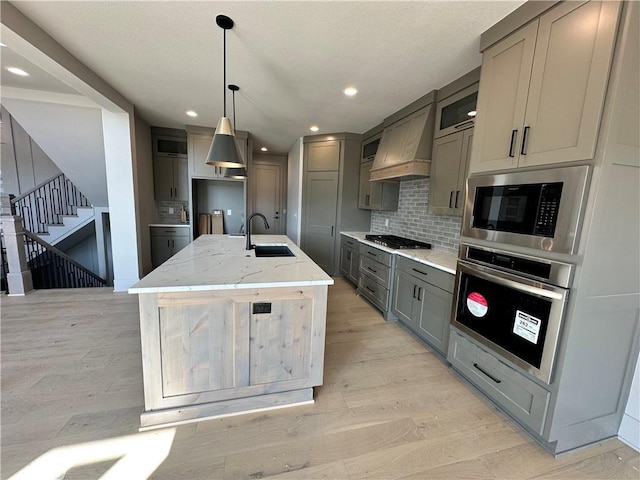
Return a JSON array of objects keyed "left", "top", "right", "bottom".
[
  {"left": 448, "top": 330, "right": 550, "bottom": 435},
  {"left": 360, "top": 244, "right": 393, "bottom": 267},
  {"left": 396, "top": 256, "right": 454, "bottom": 293},
  {"left": 360, "top": 255, "right": 391, "bottom": 288},
  {"left": 359, "top": 273, "right": 389, "bottom": 312}
]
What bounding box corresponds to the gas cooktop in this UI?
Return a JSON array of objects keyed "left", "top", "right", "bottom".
[{"left": 364, "top": 234, "right": 432, "bottom": 250}]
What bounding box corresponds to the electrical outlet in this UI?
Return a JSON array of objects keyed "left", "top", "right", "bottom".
[
  {"left": 227, "top": 209, "right": 232, "bottom": 216},
  {"left": 169, "top": 207, "right": 174, "bottom": 214},
  {"left": 385, "top": 219, "right": 389, "bottom": 226}
]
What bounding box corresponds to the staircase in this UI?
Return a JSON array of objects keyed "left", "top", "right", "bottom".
[
  {"left": 10, "top": 173, "right": 94, "bottom": 242},
  {"left": 5, "top": 173, "right": 107, "bottom": 289}
]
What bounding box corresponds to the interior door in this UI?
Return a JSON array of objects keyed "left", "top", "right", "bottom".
[{"left": 251, "top": 162, "right": 283, "bottom": 234}]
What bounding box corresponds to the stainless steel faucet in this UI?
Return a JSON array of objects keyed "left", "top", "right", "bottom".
[{"left": 246, "top": 212, "right": 270, "bottom": 250}]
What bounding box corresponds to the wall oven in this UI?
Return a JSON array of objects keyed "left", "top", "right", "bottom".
[
  {"left": 462, "top": 165, "right": 590, "bottom": 254},
  {"left": 452, "top": 243, "right": 573, "bottom": 384}
]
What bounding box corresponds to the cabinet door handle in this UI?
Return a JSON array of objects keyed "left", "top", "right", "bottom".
[
  {"left": 412, "top": 268, "right": 428, "bottom": 276},
  {"left": 367, "top": 266, "right": 377, "bottom": 273},
  {"left": 331, "top": 226, "right": 334, "bottom": 237},
  {"left": 167, "top": 240, "right": 171, "bottom": 247},
  {"left": 366, "top": 286, "right": 375, "bottom": 294},
  {"left": 417, "top": 287, "right": 423, "bottom": 301},
  {"left": 172, "top": 240, "right": 175, "bottom": 248},
  {"left": 508, "top": 129, "right": 518, "bottom": 158},
  {"left": 521, "top": 126, "right": 530, "bottom": 155},
  {"left": 367, "top": 251, "right": 377, "bottom": 257},
  {"left": 454, "top": 191, "right": 460, "bottom": 209},
  {"left": 365, "top": 194, "right": 370, "bottom": 206},
  {"left": 413, "top": 285, "right": 417, "bottom": 299},
  {"left": 454, "top": 120, "right": 474, "bottom": 130},
  {"left": 449, "top": 191, "right": 454, "bottom": 209},
  {"left": 473, "top": 363, "right": 502, "bottom": 384}
]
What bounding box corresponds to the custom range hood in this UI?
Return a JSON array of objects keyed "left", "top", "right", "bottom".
[{"left": 370, "top": 90, "right": 436, "bottom": 182}]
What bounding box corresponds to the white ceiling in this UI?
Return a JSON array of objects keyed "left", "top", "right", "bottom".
[{"left": 3, "top": 1, "right": 526, "bottom": 155}]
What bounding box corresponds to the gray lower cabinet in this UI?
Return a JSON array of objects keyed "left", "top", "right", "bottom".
[
  {"left": 392, "top": 256, "right": 454, "bottom": 355},
  {"left": 448, "top": 330, "right": 550, "bottom": 435},
  {"left": 358, "top": 244, "right": 395, "bottom": 319},
  {"left": 150, "top": 227, "right": 190, "bottom": 268},
  {"left": 339, "top": 235, "right": 359, "bottom": 285}
]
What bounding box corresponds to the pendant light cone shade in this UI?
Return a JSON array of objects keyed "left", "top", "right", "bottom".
[
  {"left": 205, "top": 117, "right": 244, "bottom": 168},
  {"left": 206, "top": 15, "right": 245, "bottom": 169}
]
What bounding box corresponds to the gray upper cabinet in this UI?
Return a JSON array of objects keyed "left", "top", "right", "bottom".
[
  {"left": 153, "top": 155, "right": 188, "bottom": 201},
  {"left": 306, "top": 140, "right": 340, "bottom": 171},
  {"left": 301, "top": 133, "right": 370, "bottom": 276},
  {"left": 429, "top": 128, "right": 473, "bottom": 216},
  {"left": 358, "top": 160, "right": 400, "bottom": 211},
  {"left": 358, "top": 127, "right": 400, "bottom": 211},
  {"left": 470, "top": 0, "right": 621, "bottom": 174},
  {"left": 434, "top": 83, "right": 478, "bottom": 139}
]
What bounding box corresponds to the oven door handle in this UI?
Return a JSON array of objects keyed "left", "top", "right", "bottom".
[{"left": 457, "top": 259, "right": 566, "bottom": 301}]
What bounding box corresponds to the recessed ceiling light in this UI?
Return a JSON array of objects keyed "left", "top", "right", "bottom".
[
  {"left": 467, "top": 110, "right": 477, "bottom": 117},
  {"left": 310, "top": 125, "right": 319, "bottom": 132},
  {"left": 260, "top": 147, "right": 268, "bottom": 152},
  {"left": 186, "top": 110, "right": 198, "bottom": 117},
  {"left": 343, "top": 87, "right": 358, "bottom": 96},
  {"left": 7, "top": 67, "right": 29, "bottom": 76}
]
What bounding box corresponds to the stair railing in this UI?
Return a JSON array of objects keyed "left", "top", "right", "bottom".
[
  {"left": 22, "top": 230, "right": 106, "bottom": 288},
  {"left": 10, "top": 173, "right": 91, "bottom": 235}
]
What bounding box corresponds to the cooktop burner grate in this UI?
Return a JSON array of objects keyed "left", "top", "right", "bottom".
[{"left": 364, "top": 234, "right": 432, "bottom": 250}]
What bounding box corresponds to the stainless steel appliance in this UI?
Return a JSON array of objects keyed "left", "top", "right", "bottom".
[
  {"left": 364, "top": 234, "right": 431, "bottom": 250},
  {"left": 451, "top": 243, "right": 573, "bottom": 383},
  {"left": 462, "top": 165, "right": 590, "bottom": 254}
]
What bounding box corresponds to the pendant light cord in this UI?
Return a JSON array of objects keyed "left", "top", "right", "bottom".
[
  {"left": 232, "top": 88, "right": 236, "bottom": 129},
  {"left": 223, "top": 28, "right": 227, "bottom": 117}
]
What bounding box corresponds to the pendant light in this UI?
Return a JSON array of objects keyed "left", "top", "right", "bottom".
[
  {"left": 223, "top": 84, "right": 247, "bottom": 179},
  {"left": 205, "top": 14, "right": 244, "bottom": 169}
]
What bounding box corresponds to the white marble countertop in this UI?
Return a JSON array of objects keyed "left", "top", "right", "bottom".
[
  {"left": 340, "top": 231, "right": 458, "bottom": 274},
  {"left": 149, "top": 223, "right": 190, "bottom": 228},
  {"left": 129, "top": 234, "right": 334, "bottom": 294}
]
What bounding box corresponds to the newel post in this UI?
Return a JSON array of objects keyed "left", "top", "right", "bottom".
[{"left": 2, "top": 215, "right": 33, "bottom": 295}]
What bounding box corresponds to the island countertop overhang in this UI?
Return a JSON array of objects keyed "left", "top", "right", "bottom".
[{"left": 129, "top": 234, "right": 334, "bottom": 294}]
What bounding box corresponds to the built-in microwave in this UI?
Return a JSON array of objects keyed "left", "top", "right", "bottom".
[{"left": 461, "top": 165, "right": 590, "bottom": 254}]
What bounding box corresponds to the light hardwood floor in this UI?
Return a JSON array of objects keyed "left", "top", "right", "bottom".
[{"left": 1, "top": 278, "right": 638, "bottom": 479}]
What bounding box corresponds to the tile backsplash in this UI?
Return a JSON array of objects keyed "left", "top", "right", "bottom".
[
  {"left": 370, "top": 178, "right": 462, "bottom": 255},
  {"left": 157, "top": 200, "right": 189, "bottom": 224}
]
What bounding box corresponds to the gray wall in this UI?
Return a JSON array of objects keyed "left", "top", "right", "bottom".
[
  {"left": 371, "top": 178, "right": 462, "bottom": 255},
  {"left": 1, "top": 97, "right": 108, "bottom": 207},
  {"left": 194, "top": 179, "right": 245, "bottom": 235},
  {"left": 133, "top": 112, "right": 155, "bottom": 276},
  {"left": 0, "top": 106, "right": 62, "bottom": 196}
]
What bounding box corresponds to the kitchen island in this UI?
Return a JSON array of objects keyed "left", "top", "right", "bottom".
[{"left": 129, "top": 234, "right": 333, "bottom": 430}]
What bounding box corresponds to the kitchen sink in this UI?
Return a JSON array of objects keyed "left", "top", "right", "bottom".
[{"left": 253, "top": 245, "right": 295, "bottom": 257}]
